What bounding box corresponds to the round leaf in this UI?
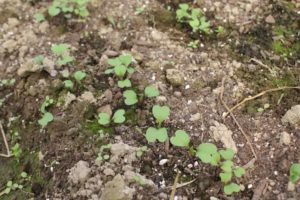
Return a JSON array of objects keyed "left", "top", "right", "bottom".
[
  {"left": 118, "top": 79, "right": 131, "bottom": 88},
  {"left": 221, "top": 160, "right": 234, "bottom": 173},
  {"left": 98, "top": 113, "right": 110, "bottom": 125},
  {"left": 219, "top": 149, "right": 235, "bottom": 160},
  {"left": 112, "top": 109, "right": 126, "bottom": 124},
  {"left": 64, "top": 80, "right": 74, "bottom": 89},
  {"left": 234, "top": 167, "right": 246, "bottom": 178},
  {"left": 48, "top": 6, "right": 60, "bottom": 16},
  {"left": 145, "top": 85, "right": 159, "bottom": 97},
  {"left": 224, "top": 183, "right": 240, "bottom": 195},
  {"left": 220, "top": 172, "right": 232, "bottom": 183},
  {"left": 170, "top": 130, "right": 190, "bottom": 147},
  {"left": 196, "top": 143, "right": 220, "bottom": 165},
  {"left": 114, "top": 65, "right": 127, "bottom": 78},
  {"left": 38, "top": 112, "right": 54, "bottom": 127},
  {"left": 123, "top": 90, "right": 138, "bottom": 105},
  {"left": 290, "top": 163, "right": 300, "bottom": 183},
  {"left": 119, "top": 54, "right": 132, "bottom": 66},
  {"left": 74, "top": 71, "right": 87, "bottom": 82}
]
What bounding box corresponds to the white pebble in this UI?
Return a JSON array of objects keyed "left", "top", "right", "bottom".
[{"left": 159, "top": 159, "right": 169, "bottom": 166}]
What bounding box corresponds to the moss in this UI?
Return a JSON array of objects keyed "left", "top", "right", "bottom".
[{"left": 84, "top": 120, "right": 114, "bottom": 135}]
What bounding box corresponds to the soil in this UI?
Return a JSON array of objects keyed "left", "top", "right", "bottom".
[{"left": 0, "top": 0, "right": 300, "bottom": 200}]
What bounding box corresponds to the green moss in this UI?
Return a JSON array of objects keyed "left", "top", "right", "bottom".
[{"left": 84, "top": 120, "right": 114, "bottom": 135}]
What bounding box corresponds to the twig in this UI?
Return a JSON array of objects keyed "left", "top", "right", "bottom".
[
  {"left": 0, "top": 121, "right": 11, "bottom": 158},
  {"left": 249, "top": 58, "right": 276, "bottom": 75},
  {"left": 169, "top": 171, "right": 180, "bottom": 200},
  {"left": 227, "top": 86, "right": 300, "bottom": 115},
  {"left": 167, "top": 178, "right": 196, "bottom": 190},
  {"left": 220, "top": 78, "right": 257, "bottom": 160}
]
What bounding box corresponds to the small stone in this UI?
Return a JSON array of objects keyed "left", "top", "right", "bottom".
[
  {"left": 68, "top": 161, "right": 91, "bottom": 185},
  {"left": 279, "top": 132, "right": 291, "bottom": 145},
  {"left": 159, "top": 159, "right": 168, "bottom": 166},
  {"left": 97, "top": 104, "right": 112, "bottom": 117},
  {"left": 151, "top": 30, "right": 164, "bottom": 41},
  {"left": 17, "top": 59, "right": 41, "bottom": 77},
  {"left": 103, "top": 89, "right": 113, "bottom": 102},
  {"left": 282, "top": 105, "right": 300, "bottom": 128},
  {"left": 156, "top": 95, "right": 167, "bottom": 103},
  {"left": 166, "top": 69, "right": 184, "bottom": 86},
  {"left": 287, "top": 182, "right": 295, "bottom": 191},
  {"left": 265, "top": 15, "right": 275, "bottom": 24},
  {"left": 174, "top": 91, "right": 182, "bottom": 97},
  {"left": 103, "top": 168, "right": 115, "bottom": 176},
  {"left": 190, "top": 113, "right": 201, "bottom": 122},
  {"left": 79, "top": 91, "right": 96, "bottom": 104}
]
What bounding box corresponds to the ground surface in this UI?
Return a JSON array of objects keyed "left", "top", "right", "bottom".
[{"left": 0, "top": 0, "right": 300, "bottom": 199}]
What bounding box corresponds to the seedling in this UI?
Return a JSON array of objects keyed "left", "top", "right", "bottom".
[
  {"left": 135, "top": 5, "right": 146, "bottom": 15},
  {"left": 64, "top": 80, "right": 74, "bottom": 89},
  {"left": 136, "top": 146, "right": 148, "bottom": 157},
  {"left": 34, "top": 55, "right": 45, "bottom": 65},
  {"left": 170, "top": 130, "right": 190, "bottom": 147},
  {"left": 196, "top": 143, "right": 245, "bottom": 195},
  {"left": 38, "top": 96, "right": 54, "bottom": 128},
  {"left": 215, "top": 26, "right": 225, "bottom": 34},
  {"left": 51, "top": 43, "right": 74, "bottom": 66},
  {"left": 144, "top": 85, "right": 159, "bottom": 98},
  {"left": 176, "top": 4, "right": 210, "bottom": 34},
  {"left": 0, "top": 172, "right": 29, "bottom": 197},
  {"left": 96, "top": 143, "right": 112, "bottom": 161},
  {"left": 98, "top": 109, "right": 126, "bottom": 125},
  {"left": 73, "top": 70, "right": 87, "bottom": 83},
  {"left": 34, "top": 13, "right": 45, "bottom": 23},
  {"left": 105, "top": 54, "right": 134, "bottom": 80},
  {"left": 48, "top": 0, "right": 90, "bottom": 17},
  {"left": 123, "top": 90, "right": 138, "bottom": 105},
  {"left": 145, "top": 105, "right": 170, "bottom": 143},
  {"left": 0, "top": 79, "right": 16, "bottom": 87},
  {"left": 118, "top": 79, "right": 132, "bottom": 88},
  {"left": 257, "top": 103, "right": 270, "bottom": 113},
  {"left": 11, "top": 143, "right": 22, "bottom": 160},
  {"left": 188, "top": 40, "right": 199, "bottom": 49},
  {"left": 289, "top": 163, "right": 300, "bottom": 183}
]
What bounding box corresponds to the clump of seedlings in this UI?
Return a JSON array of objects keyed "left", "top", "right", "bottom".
[
  {"left": 63, "top": 70, "right": 87, "bottom": 90},
  {"left": 289, "top": 163, "right": 300, "bottom": 183},
  {"left": 38, "top": 96, "right": 54, "bottom": 128},
  {"left": 51, "top": 43, "right": 74, "bottom": 66},
  {"left": 48, "top": 0, "right": 90, "bottom": 17},
  {"left": 176, "top": 3, "right": 210, "bottom": 33},
  {"left": 98, "top": 109, "right": 126, "bottom": 125}
]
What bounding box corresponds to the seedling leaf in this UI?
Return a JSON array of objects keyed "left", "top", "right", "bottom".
[
  {"left": 123, "top": 90, "right": 138, "bottom": 105},
  {"left": 196, "top": 143, "right": 220, "bottom": 165},
  {"left": 290, "top": 163, "right": 300, "bottom": 183},
  {"left": 234, "top": 167, "right": 246, "bottom": 178},
  {"left": 152, "top": 105, "right": 170, "bottom": 124},
  {"left": 114, "top": 65, "right": 127, "bottom": 78},
  {"left": 112, "top": 109, "right": 126, "bottom": 124},
  {"left": 64, "top": 80, "right": 74, "bottom": 89},
  {"left": 221, "top": 161, "right": 234, "bottom": 173},
  {"left": 224, "top": 183, "right": 240, "bottom": 195},
  {"left": 170, "top": 130, "right": 190, "bottom": 147},
  {"left": 38, "top": 112, "right": 54, "bottom": 127},
  {"left": 145, "top": 85, "right": 159, "bottom": 97},
  {"left": 146, "top": 127, "right": 168, "bottom": 143},
  {"left": 51, "top": 44, "right": 69, "bottom": 56},
  {"left": 118, "top": 79, "right": 131, "bottom": 88},
  {"left": 74, "top": 71, "right": 87, "bottom": 82},
  {"left": 119, "top": 54, "right": 132, "bottom": 66},
  {"left": 219, "top": 149, "right": 235, "bottom": 160},
  {"left": 98, "top": 113, "right": 110, "bottom": 125},
  {"left": 220, "top": 172, "right": 232, "bottom": 183}
]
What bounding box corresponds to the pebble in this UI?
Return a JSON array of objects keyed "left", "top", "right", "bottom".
[
  {"left": 159, "top": 159, "right": 168, "bottom": 166},
  {"left": 265, "top": 15, "right": 275, "bottom": 24},
  {"left": 280, "top": 132, "right": 291, "bottom": 145}
]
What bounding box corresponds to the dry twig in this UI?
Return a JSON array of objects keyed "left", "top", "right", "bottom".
[
  {"left": 169, "top": 171, "right": 180, "bottom": 200},
  {"left": 220, "top": 78, "right": 257, "bottom": 160},
  {"left": 227, "top": 86, "right": 300, "bottom": 115},
  {"left": 0, "top": 121, "right": 11, "bottom": 158}
]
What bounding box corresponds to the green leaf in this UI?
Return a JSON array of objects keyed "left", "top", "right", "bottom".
[
  {"left": 221, "top": 161, "right": 234, "bottom": 173},
  {"left": 234, "top": 167, "right": 246, "bottom": 178},
  {"left": 64, "top": 80, "right": 74, "bottom": 89},
  {"left": 145, "top": 127, "right": 168, "bottom": 143},
  {"left": 38, "top": 112, "right": 54, "bottom": 127},
  {"left": 152, "top": 105, "right": 170, "bottom": 124},
  {"left": 34, "top": 55, "right": 45, "bottom": 64},
  {"left": 170, "top": 130, "right": 190, "bottom": 147},
  {"left": 6, "top": 181, "right": 13, "bottom": 187},
  {"left": 119, "top": 54, "right": 132, "bottom": 66},
  {"left": 57, "top": 55, "right": 74, "bottom": 66},
  {"left": 179, "top": 3, "right": 189, "bottom": 11},
  {"left": 123, "top": 90, "right": 138, "bottom": 105},
  {"left": 4, "top": 187, "right": 11, "bottom": 194},
  {"left": 98, "top": 113, "right": 110, "bottom": 125},
  {"left": 104, "top": 68, "right": 114, "bottom": 74},
  {"left": 290, "top": 163, "right": 300, "bottom": 183},
  {"left": 73, "top": 70, "right": 87, "bottom": 82},
  {"left": 118, "top": 79, "right": 132, "bottom": 88},
  {"left": 220, "top": 172, "right": 232, "bottom": 183},
  {"left": 144, "top": 85, "right": 159, "bottom": 97},
  {"left": 107, "top": 58, "right": 122, "bottom": 67},
  {"left": 224, "top": 183, "right": 240, "bottom": 195},
  {"left": 112, "top": 109, "right": 126, "bottom": 124},
  {"left": 127, "top": 67, "right": 135, "bottom": 74},
  {"left": 114, "top": 65, "right": 127, "bottom": 78},
  {"left": 191, "top": 8, "right": 201, "bottom": 18},
  {"left": 34, "top": 13, "right": 45, "bottom": 23},
  {"left": 219, "top": 149, "right": 235, "bottom": 160},
  {"left": 20, "top": 172, "right": 28, "bottom": 178},
  {"left": 51, "top": 44, "right": 69, "bottom": 56},
  {"left": 196, "top": 143, "right": 220, "bottom": 165},
  {"left": 189, "top": 19, "right": 200, "bottom": 31},
  {"left": 48, "top": 6, "right": 60, "bottom": 16}
]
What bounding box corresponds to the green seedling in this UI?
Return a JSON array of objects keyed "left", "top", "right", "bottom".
[
  {"left": 38, "top": 96, "right": 54, "bottom": 128},
  {"left": 188, "top": 40, "right": 199, "bottom": 49},
  {"left": 118, "top": 79, "right": 132, "bottom": 88},
  {"left": 0, "top": 79, "right": 16, "bottom": 87},
  {"left": 290, "top": 163, "right": 300, "bottom": 183},
  {"left": 48, "top": 0, "right": 90, "bottom": 17},
  {"left": 136, "top": 146, "right": 148, "bottom": 157},
  {"left": 152, "top": 105, "right": 170, "bottom": 126},
  {"left": 64, "top": 80, "right": 74, "bottom": 89},
  {"left": 196, "top": 143, "right": 245, "bottom": 195},
  {"left": 133, "top": 175, "right": 146, "bottom": 185},
  {"left": 170, "top": 130, "right": 190, "bottom": 147},
  {"left": 51, "top": 43, "right": 74, "bottom": 66},
  {"left": 98, "top": 109, "right": 126, "bottom": 125},
  {"left": 105, "top": 54, "right": 133, "bottom": 79},
  {"left": 257, "top": 103, "right": 270, "bottom": 113},
  {"left": 176, "top": 3, "right": 210, "bottom": 34},
  {"left": 216, "top": 26, "right": 225, "bottom": 34},
  {"left": 11, "top": 143, "right": 22, "bottom": 160},
  {"left": 123, "top": 90, "right": 138, "bottom": 105},
  {"left": 146, "top": 127, "right": 168, "bottom": 143},
  {"left": 0, "top": 181, "right": 23, "bottom": 196},
  {"left": 73, "top": 70, "right": 87, "bottom": 83},
  {"left": 144, "top": 85, "right": 159, "bottom": 98},
  {"left": 34, "top": 13, "right": 45, "bottom": 23},
  {"left": 96, "top": 143, "right": 112, "bottom": 161},
  {"left": 135, "top": 5, "right": 146, "bottom": 15},
  {"left": 34, "top": 55, "right": 45, "bottom": 65}
]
